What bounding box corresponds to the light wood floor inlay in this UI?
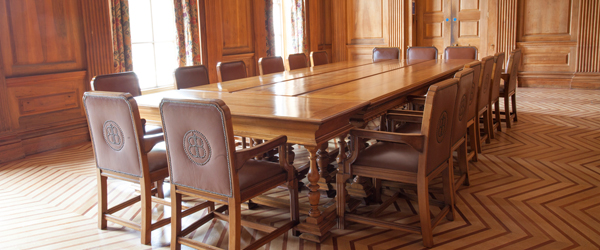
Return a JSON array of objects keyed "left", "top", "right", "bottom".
[{"left": 1, "top": 88, "right": 599, "bottom": 249}]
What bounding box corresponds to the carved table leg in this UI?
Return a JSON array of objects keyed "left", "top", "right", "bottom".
[{"left": 317, "top": 143, "right": 336, "bottom": 198}]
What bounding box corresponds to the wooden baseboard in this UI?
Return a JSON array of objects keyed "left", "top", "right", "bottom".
[
  {"left": 518, "top": 72, "right": 600, "bottom": 89},
  {"left": 571, "top": 73, "right": 600, "bottom": 89},
  {"left": 0, "top": 120, "right": 90, "bottom": 164}
]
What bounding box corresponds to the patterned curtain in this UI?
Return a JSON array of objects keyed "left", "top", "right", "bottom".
[
  {"left": 174, "top": 0, "right": 201, "bottom": 66},
  {"left": 265, "top": 0, "right": 276, "bottom": 57},
  {"left": 289, "top": 0, "right": 307, "bottom": 54},
  {"left": 111, "top": 0, "right": 133, "bottom": 72}
]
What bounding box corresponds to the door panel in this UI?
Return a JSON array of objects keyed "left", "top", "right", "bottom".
[
  {"left": 416, "top": 0, "right": 451, "bottom": 56},
  {"left": 453, "top": 0, "right": 484, "bottom": 56}
]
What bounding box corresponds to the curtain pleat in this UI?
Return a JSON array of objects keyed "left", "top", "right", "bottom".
[
  {"left": 111, "top": 0, "right": 133, "bottom": 72},
  {"left": 174, "top": 0, "right": 201, "bottom": 66},
  {"left": 289, "top": 0, "right": 307, "bottom": 54}
]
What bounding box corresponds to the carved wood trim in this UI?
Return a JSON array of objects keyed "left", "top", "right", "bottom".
[
  {"left": 82, "top": 0, "right": 114, "bottom": 85},
  {"left": 331, "top": 0, "right": 347, "bottom": 62},
  {"left": 577, "top": 0, "right": 600, "bottom": 73}
]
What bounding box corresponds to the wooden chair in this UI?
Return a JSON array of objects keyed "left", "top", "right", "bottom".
[
  {"left": 444, "top": 46, "right": 478, "bottom": 60},
  {"left": 288, "top": 53, "right": 308, "bottom": 70},
  {"left": 91, "top": 72, "right": 162, "bottom": 135},
  {"left": 499, "top": 49, "right": 521, "bottom": 129},
  {"left": 372, "top": 47, "right": 401, "bottom": 62},
  {"left": 174, "top": 65, "right": 210, "bottom": 90},
  {"left": 406, "top": 46, "right": 438, "bottom": 60},
  {"left": 468, "top": 56, "right": 494, "bottom": 155},
  {"left": 217, "top": 60, "right": 248, "bottom": 82},
  {"left": 490, "top": 52, "right": 506, "bottom": 136},
  {"left": 337, "top": 79, "right": 458, "bottom": 248},
  {"left": 310, "top": 51, "right": 329, "bottom": 67},
  {"left": 160, "top": 98, "right": 299, "bottom": 250},
  {"left": 83, "top": 92, "right": 211, "bottom": 245},
  {"left": 258, "top": 56, "right": 286, "bottom": 75},
  {"left": 387, "top": 68, "right": 476, "bottom": 190}
]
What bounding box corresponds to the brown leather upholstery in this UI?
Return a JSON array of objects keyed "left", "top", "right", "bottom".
[
  {"left": 288, "top": 53, "right": 308, "bottom": 70},
  {"left": 463, "top": 62, "right": 481, "bottom": 123},
  {"left": 174, "top": 65, "right": 210, "bottom": 90},
  {"left": 444, "top": 46, "right": 478, "bottom": 60},
  {"left": 406, "top": 46, "right": 438, "bottom": 60},
  {"left": 91, "top": 72, "right": 142, "bottom": 97},
  {"left": 353, "top": 142, "right": 420, "bottom": 172},
  {"left": 310, "top": 51, "right": 329, "bottom": 66},
  {"left": 217, "top": 60, "right": 248, "bottom": 82},
  {"left": 449, "top": 68, "right": 475, "bottom": 145},
  {"left": 502, "top": 49, "right": 521, "bottom": 95},
  {"left": 258, "top": 56, "right": 286, "bottom": 75},
  {"left": 372, "top": 47, "right": 401, "bottom": 62},
  {"left": 161, "top": 98, "right": 298, "bottom": 249},
  {"left": 83, "top": 92, "right": 168, "bottom": 177},
  {"left": 476, "top": 57, "right": 495, "bottom": 111},
  {"left": 491, "top": 53, "right": 505, "bottom": 103}
]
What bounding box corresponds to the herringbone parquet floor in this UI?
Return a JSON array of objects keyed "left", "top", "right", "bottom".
[{"left": 1, "top": 88, "right": 599, "bottom": 249}]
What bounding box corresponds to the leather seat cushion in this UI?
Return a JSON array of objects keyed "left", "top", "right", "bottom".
[
  {"left": 238, "top": 160, "right": 286, "bottom": 190},
  {"left": 147, "top": 142, "right": 168, "bottom": 173},
  {"left": 353, "top": 142, "right": 419, "bottom": 173},
  {"left": 394, "top": 122, "right": 422, "bottom": 134}
]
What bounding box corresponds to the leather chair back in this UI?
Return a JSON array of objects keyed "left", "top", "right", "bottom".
[
  {"left": 83, "top": 92, "right": 145, "bottom": 177},
  {"left": 475, "top": 57, "right": 495, "bottom": 110},
  {"left": 491, "top": 52, "right": 505, "bottom": 101},
  {"left": 505, "top": 49, "right": 521, "bottom": 94},
  {"left": 258, "top": 56, "right": 286, "bottom": 75},
  {"left": 406, "top": 46, "right": 438, "bottom": 60},
  {"left": 450, "top": 68, "right": 475, "bottom": 145},
  {"left": 310, "top": 51, "right": 329, "bottom": 66},
  {"left": 372, "top": 47, "right": 401, "bottom": 62},
  {"left": 160, "top": 98, "right": 237, "bottom": 198},
  {"left": 217, "top": 61, "right": 247, "bottom": 82},
  {"left": 463, "top": 61, "right": 481, "bottom": 122},
  {"left": 91, "top": 72, "right": 142, "bottom": 97},
  {"left": 419, "top": 79, "right": 458, "bottom": 174},
  {"left": 288, "top": 53, "right": 308, "bottom": 70},
  {"left": 444, "top": 46, "right": 478, "bottom": 60},
  {"left": 174, "top": 65, "right": 210, "bottom": 90}
]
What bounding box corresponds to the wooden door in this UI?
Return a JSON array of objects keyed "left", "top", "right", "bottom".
[
  {"left": 416, "top": 0, "right": 451, "bottom": 56},
  {"left": 451, "top": 0, "right": 487, "bottom": 57}
]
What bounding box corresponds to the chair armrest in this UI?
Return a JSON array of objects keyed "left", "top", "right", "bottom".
[
  {"left": 350, "top": 129, "right": 424, "bottom": 152},
  {"left": 142, "top": 133, "right": 164, "bottom": 153},
  {"left": 235, "top": 135, "right": 287, "bottom": 170},
  {"left": 501, "top": 73, "right": 510, "bottom": 82},
  {"left": 407, "top": 95, "right": 426, "bottom": 106},
  {"left": 386, "top": 112, "right": 424, "bottom": 123}
]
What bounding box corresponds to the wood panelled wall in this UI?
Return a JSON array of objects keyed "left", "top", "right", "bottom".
[
  {"left": 200, "top": 0, "right": 267, "bottom": 83},
  {"left": 0, "top": 0, "right": 113, "bottom": 163}
]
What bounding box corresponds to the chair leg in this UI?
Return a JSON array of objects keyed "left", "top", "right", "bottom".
[
  {"left": 288, "top": 179, "right": 300, "bottom": 236},
  {"left": 374, "top": 178, "right": 382, "bottom": 203},
  {"left": 457, "top": 140, "right": 469, "bottom": 187},
  {"left": 512, "top": 93, "right": 518, "bottom": 122},
  {"left": 494, "top": 99, "right": 502, "bottom": 132},
  {"left": 171, "top": 187, "right": 182, "bottom": 250},
  {"left": 474, "top": 114, "right": 482, "bottom": 154},
  {"left": 97, "top": 170, "right": 107, "bottom": 230},
  {"left": 336, "top": 173, "right": 350, "bottom": 230},
  {"left": 504, "top": 96, "right": 512, "bottom": 129},
  {"left": 483, "top": 108, "right": 492, "bottom": 144},
  {"left": 140, "top": 178, "right": 152, "bottom": 245},
  {"left": 488, "top": 104, "right": 496, "bottom": 140},
  {"left": 468, "top": 121, "right": 478, "bottom": 162},
  {"left": 228, "top": 198, "right": 242, "bottom": 250},
  {"left": 156, "top": 180, "right": 164, "bottom": 198},
  {"left": 442, "top": 163, "right": 455, "bottom": 221},
  {"left": 417, "top": 178, "right": 433, "bottom": 248}
]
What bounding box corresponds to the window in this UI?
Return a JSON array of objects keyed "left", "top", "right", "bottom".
[{"left": 129, "top": 0, "right": 178, "bottom": 90}]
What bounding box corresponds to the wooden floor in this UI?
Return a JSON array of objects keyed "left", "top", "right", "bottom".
[{"left": 1, "top": 88, "right": 600, "bottom": 250}]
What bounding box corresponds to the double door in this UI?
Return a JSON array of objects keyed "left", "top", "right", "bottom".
[{"left": 416, "top": 0, "right": 487, "bottom": 59}]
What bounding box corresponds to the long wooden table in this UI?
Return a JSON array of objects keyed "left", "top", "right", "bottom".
[{"left": 136, "top": 58, "right": 472, "bottom": 242}]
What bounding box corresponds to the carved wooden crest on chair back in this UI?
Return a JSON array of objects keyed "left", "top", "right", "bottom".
[
  {"left": 505, "top": 49, "right": 522, "bottom": 94},
  {"left": 83, "top": 92, "right": 145, "bottom": 177},
  {"left": 476, "top": 56, "right": 495, "bottom": 109},
  {"left": 491, "top": 52, "right": 506, "bottom": 101},
  {"left": 160, "top": 98, "right": 237, "bottom": 198},
  {"left": 174, "top": 65, "right": 210, "bottom": 90},
  {"left": 419, "top": 79, "right": 459, "bottom": 174},
  {"left": 91, "top": 72, "right": 142, "bottom": 97},
  {"left": 450, "top": 68, "right": 475, "bottom": 145}
]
